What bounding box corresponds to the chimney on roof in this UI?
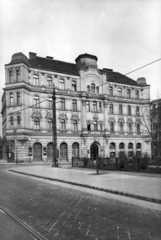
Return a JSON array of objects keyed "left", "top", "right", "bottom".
[
  {"left": 29, "top": 52, "right": 37, "bottom": 59},
  {"left": 46, "top": 56, "right": 53, "bottom": 60}
]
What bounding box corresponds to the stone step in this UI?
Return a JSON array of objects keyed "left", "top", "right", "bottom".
[{"left": 58, "top": 161, "right": 72, "bottom": 168}]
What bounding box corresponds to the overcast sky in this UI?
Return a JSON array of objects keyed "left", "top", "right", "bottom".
[{"left": 0, "top": 0, "right": 161, "bottom": 101}]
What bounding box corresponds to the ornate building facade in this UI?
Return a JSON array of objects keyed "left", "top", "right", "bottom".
[{"left": 1, "top": 52, "right": 151, "bottom": 162}]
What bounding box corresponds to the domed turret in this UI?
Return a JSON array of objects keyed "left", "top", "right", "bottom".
[
  {"left": 9, "top": 52, "right": 29, "bottom": 66},
  {"left": 137, "top": 77, "right": 147, "bottom": 86},
  {"left": 75, "top": 53, "right": 98, "bottom": 71}
]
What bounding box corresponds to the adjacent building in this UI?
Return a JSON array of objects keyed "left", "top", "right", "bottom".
[
  {"left": 151, "top": 98, "right": 161, "bottom": 161},
  {"left": 1, "top": 52, "right": 151, "bottom": 163}
]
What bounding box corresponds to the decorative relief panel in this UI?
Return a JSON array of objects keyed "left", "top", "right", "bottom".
[
  {"left": 58, "top": 113, "right": 68, "bottom": 121},
  {"left": 93, "top": 114, "right": 99, "bottom": 121},
  {"left": 71, "top": 113, "right": 80, "bottom": 121},
  {"left": 127, "top": 118, "right": 133, "bottom": 124},
  {"left": 31, "top": 110, "right": 42, "bottom": 119},
  {"left": 108, "top": 116, "right": 116, "bottom": 123},
  {"left": 45, "top": 111, "right": 53, "bottom": 120},
  {"left": 118, "top": 117, "right": 125, "bottom": 124}
]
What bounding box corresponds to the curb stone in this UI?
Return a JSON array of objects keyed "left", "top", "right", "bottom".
[{"left": 9, "top": 169, "right": 161, "bottom": 204}]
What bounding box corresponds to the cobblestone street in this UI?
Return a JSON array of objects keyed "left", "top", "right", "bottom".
[{"left": 0, "top": 166, "right": 161, "bottom": 240}]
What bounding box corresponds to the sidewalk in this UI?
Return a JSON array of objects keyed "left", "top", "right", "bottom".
[{"left": 9, "top": 165, "right": 161, "bottom": 204}]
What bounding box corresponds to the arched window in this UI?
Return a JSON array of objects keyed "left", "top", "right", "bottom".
[
  {"left": 135, "top": 90, "right": 139, "bottom": 99},
  {"left": 118, "top": 88, "right": 122, "bottom": 97},
  {"left": 72, "top": 142, "right": 79, "bottom": 157},
  {"left": 9, "top": 71, "right": 13, "bottom": 83},
  {"left": 119, "top": 105, "right": 122, "bottom": 115},
  {"left": 72, "top": 81, "right": 76, "bottom": 91},
  {"left": 48, "top": 118, "right": 52, "bottom": 130},
  {"left": 34, "top": 118, "right": 40, "bottom": 130},
  {"left": 60, "top": 119, "right": 66, "bottom": 131},
  {"left": 47, "top": 77, "right": 52, "bottom": 88},
  {"left": 60, "top": 98, "right": 65, "bottom": 110},
  {"left": 136, "top": 142, "right": 141, "bottom": 149},
  {"left": 109, "top": 104, "right": 113, "bottom": 114},
  {"left": 72, "top": 100, "right": 77, "bottom": 111},
  {"left": 91, "top": 83, "right": 95, "bottom": 93},
  {"left": 109, "top": 86, "right": 113, "bottom": 96},
  {"left": 110, "top": 122, "right": 114, "bottom": 133},
  {"left": 119, "top": 142, "right": 124, "bottom": 149},
  {"left": 136, "top": 106, "right": 139, "bottom": 116},
  {"left": 10, "top": 116, "right": 14, "bottom": 128},
  {"left": 110, "top": 142, "right": 115, "bottom": 149},
  {"left": 73, "top": 120, "right": 78, "bottom": 131},
  {"left": 60, "top": 142, "right": 68, "bottom": 160},
  {"left": 87, "top": 85, "right": 90, "bottom": 93},
  {"left": 128, "top": 142, "right": 133, "bottom": 149},
  {"left": 128, "top": 105, "right": 131, "bottom": 115},
  {"left": 119, "top": 123, "right": 123, "bottom": 134},
  {"left": 33, "top": 75, "right": 39, "bottom": 86},
  {"left": 34, "top": 95, "right": 40, "bottom": 108},
  {"left": 127, "top": 89, "right": 131, "bottom": 98},
  {"left": 59, "top": 79, "right": 65, "bottom": 90},
  {"left": 136, "top": 124, "right": 140, "bottom": 134},
  {"left": 16, "top": 69, "right": 20, "bottom": 82},
  {"left": 128, "top": 123, "right": 132, "bottom": 134},
  {"left": 17, "top": 116, "right": 21, "bottom": 127},
  {"left": 10, "top": 92, "right": 14, "bottom": 106}
]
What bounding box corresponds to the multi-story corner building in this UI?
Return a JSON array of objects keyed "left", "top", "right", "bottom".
[
  {"left": 151, "top": 98, "right": 161, "bottom": 160},
  {"left": 1, "top": 52, "right": 151, "bottom": 163}
]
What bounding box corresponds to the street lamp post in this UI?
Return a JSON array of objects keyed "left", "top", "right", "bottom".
[{"left": 52, "top": 84, "right": 58, "bottom": 167}]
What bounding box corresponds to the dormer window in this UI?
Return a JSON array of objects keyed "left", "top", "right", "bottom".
[{"left": 135, "top": 90, "right": 139, "bottom": 99}]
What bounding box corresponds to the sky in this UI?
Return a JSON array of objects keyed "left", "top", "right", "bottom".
[{"left": 0, "top": 0, "right": 161, "bottom": 104}]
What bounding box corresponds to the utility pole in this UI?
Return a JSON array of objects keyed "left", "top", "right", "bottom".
[{"left": 52, "top": 84, "right": 58, "bottom": 167}]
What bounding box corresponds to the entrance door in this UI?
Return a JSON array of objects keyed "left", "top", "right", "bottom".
[
  {"left": 47, "top": 142, "right": 53, "bottom": 161},
  {"left": 60, "top": 143, "right": 67, "bottom": 160},
  {"left": 33, "top": 143, "right": 42, "bottom": 161},
  {"left": 90, "top": 143, "right": 99, "bottom": 159},
  {"left": 72, "top": 143, "right": 79, "bottom": 157}
]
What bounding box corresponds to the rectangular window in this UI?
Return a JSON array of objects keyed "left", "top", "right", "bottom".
[
  {"left": 72, "top": 100, "right": 77, "bottom": 111},
  {"left": 17, "top": 92, "right": 20, "bottom": 105},
  {"left": 60, "top": 99, "right": 65, "bottom": 110},
  {"left": 34, "top": 96, "right": 40, "bottom": 108},
  {"left": 93, "top": 101, "right": 97, "bottom": 112},
  {"left": 87, "top": 124, "right": 91, "bottom": 131},
  {"left": 86, "top": 101, "right": 90, "bottom": 112},
  {"left": 48, "top": 100, "right": 52, "bottom": 109},
  {"left": 10, "top": 93, "right": 13, "bottom": 106},
  {"left": 99, "top": 102, "right": 101, "bottom": 112},
  {"left": 94, "top": 123, "right": 98, "bottom": 131}
]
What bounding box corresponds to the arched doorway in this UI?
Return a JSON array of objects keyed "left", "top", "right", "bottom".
[
  {"left": 47, "top": 142, "right": 53, "bottom": 161},
  {"left": 72, "top": 142, "right": 79, "bottom": 157},
  {"left": 60, "top": 142, "right": 68, "bottom": 160},
  {"left": 90, "top": 142, "right": 99, "bottom": 160},
  {"left": 33, "top": 142, "right": 42, "bottom": 161}
]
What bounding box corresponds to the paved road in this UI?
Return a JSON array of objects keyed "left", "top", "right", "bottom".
[
  {"left": 0, "top": 165, "right": 161, "bottom": 240},
  {"left": 0, "top": 208, "right": 37, "bottom": 240}
]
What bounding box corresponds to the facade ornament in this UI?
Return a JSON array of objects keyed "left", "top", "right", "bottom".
[
  {"left": 108, "top": 116, "right": 116, "bottom": 123},
  {"left": 71, "top": 113, "right": 80, "bottom": 122},
  {"left": 87, "top": 120, "right": 92, "bottom": 124},
  {"left": 58, "top": 113, "right": 68, "bottom": 121},
  {"left": 127, "top": 118, "right": 133, "bottom": 124},
  {"left": 135, "top": 118, "right": 141, "bottom": 125},
  {"left": 45, "top": 111, "right": 53, "bottom": 120},
  {"left": 98, "top": 121, "right": 103, "bottom": 125},
  {"left": 93, "top": 114, "right": 99, "bottom": 121},
  {"left": 118, "top": 117, "right": 125, "bottom": 124},
  {"left": 31, "top": 110, "right": 42, "bottom": 119},
  {"left": 82, "top": 100, "right": 86, "bottom": 106}
]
